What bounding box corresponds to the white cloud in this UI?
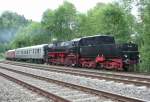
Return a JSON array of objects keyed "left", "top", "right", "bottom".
[{"left": 0, "top": 0, "right": 112, "bottom": 21}]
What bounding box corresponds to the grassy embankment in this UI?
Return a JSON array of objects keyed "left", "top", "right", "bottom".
[{"left": 0, "top": 53, "right": 5, "bottom": 61}]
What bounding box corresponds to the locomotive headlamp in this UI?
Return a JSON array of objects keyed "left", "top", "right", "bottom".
[
  {"left": 124, "top": 55, "right": 128, "bottom": 58},
  {"left": 138, "top": 55, "right": 141, "bottom": 58}
]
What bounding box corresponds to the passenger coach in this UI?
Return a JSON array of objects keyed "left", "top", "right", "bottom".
[{"left": 15, "top": 44, "right": 48, "bottom": 63}]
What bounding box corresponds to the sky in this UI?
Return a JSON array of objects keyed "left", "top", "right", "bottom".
[{"left": 0, "top": 0, "right": 113, "bottom": 21}]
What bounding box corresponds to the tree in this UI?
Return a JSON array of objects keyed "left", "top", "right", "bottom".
[
  {"left": 140, "top": 0, "right": 150, "bottom": 72},
  {"left": 75, "top": 13, "right": 89, "bottom": 37},
  {"left": 42, "top": 1, "right": 77, "bottom": 41},
  {"left": 11, "top": 22, "right": 50, "bottom": 48},
  {"left": 0, "top": 11, "right": 28, "bottom": 43},
  {"left": 41, "top": 9, "right": 55, "bottom": 41},
  {"left": 79, "top": 3, "right": 134, "bottom": 43}
]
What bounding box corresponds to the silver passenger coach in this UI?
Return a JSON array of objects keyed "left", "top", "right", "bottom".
[{"left": 15, "top": 44, "right": 48, "bottom": 63}]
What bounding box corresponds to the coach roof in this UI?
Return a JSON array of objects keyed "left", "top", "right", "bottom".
[{"left": 16, "top": 44, "right": 48, "bottom": 50}]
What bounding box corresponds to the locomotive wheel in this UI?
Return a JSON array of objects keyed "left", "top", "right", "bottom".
[
  {"left": 123, "top": 64, "right": 135, "bottom": 72},
  {"left": 128, "top": 65, "right": 134, "bottom": 72},
  {"left": 95, "top": 63, "right": 102, "bottom": 69},
  {"left": 123, "top": 65, "right": 129, "bottom": 71}
]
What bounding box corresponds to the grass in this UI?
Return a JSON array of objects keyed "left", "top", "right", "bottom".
[{"left": 0, "top": 53, "right": 5, "bottom": 61}]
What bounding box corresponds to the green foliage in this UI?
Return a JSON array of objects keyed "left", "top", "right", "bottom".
[
  {"left": 42, "top": 1, "right": 77, "bottom": 41},
  {"left": 77, "top": 3, "right": 134, "bottom": 43},
  {"left": 11, "top": 22, "right": 50, "bottom": 48},
  {"left": 0, "top": 11, "right": 28, "bottom": 43},
  {"left": 0, "top": 53, "right": 4, "bottom": 60},
  {"left": 75, "top": 13, "right": 89, "bottom": 37},
  {"left": 140, "top": 0, "right": 150, "bottom": 72},
  {"left": 0, "top": 43, "right": 7, "bottom": 52},
  {"left": 0, "top": 11, "right": 27, "bottom": 29}
]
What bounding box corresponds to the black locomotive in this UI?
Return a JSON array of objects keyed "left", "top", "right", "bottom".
[{"left": 46, "top": 35, "right": 139, "bottom": 71}]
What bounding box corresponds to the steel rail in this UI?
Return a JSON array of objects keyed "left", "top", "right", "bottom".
[
  {"left": 3, "top": 61, "right": 150, "bottom": 87},
  {"left": 0, "top": 71, "right": 70, "bottom": 102},
  {"left": 5, "top": 61, "right": 150, "bottom": 81},
  {"left": 0, "top": 66, "right": 145, "bottom": 102}
]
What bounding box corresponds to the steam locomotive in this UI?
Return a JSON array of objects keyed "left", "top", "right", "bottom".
[{"left": 5, "top": 35, "right": 139, "bottom": 71}]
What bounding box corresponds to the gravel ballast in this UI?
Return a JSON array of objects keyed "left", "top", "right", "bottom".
[
  {"left": 0, "top": 63, "right": 150, "bottom": 101},
  {"left": 0, "top": 68, "right": 112, "bottom": 102},
  {"left": 0, "top": 75, "right": 52, "bottom": 102}
]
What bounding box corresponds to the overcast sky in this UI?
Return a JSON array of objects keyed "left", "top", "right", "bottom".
[{"left": 0, "top": 0, "right": 114, "bottom": 21}]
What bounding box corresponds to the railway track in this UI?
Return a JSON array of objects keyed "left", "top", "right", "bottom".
[
  {"left": 2, "top": 60, "right": 150, "bottom": 87},
  {"left": 0, "top": 71, "right": 68, "bottom": 102},
  {"left": 0, "top": 64, "right": 145, "bottom": 102}
]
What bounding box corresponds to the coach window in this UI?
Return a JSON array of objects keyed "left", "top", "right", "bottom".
[
  {"left": 34, "top": 49, "right": 36, "bottom": 54},
  {"left": 37, "top": 49, "right": 39, "bottom": 53}
]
